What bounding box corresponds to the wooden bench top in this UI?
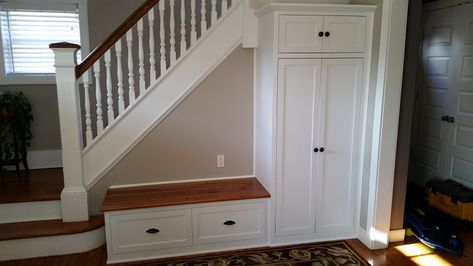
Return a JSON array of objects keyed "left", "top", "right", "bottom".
[{"left": 101, "top": 177, "right": 271, "bottom": 212}]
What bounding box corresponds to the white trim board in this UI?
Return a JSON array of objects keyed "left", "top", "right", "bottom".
[
  {"left": 0, "top": 200, "right": 62, "bottom": 224},
  {"left": 3, "top": 150, "right": 62, "bottom": 171},
  {"left": 110, "top": 175, "right": 255, "bottom": 189},
  {"left": 0, "top": 227, "right": 105, "bottom": 261},
  {"left": 389, "top": 229, "right": 405, "bottom": 243},
  {"left": 360, "top": 0, "right": 409, "bottom": 250}
]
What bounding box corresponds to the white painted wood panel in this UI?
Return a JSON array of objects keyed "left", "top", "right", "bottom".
[
  {"left": 278, "top": 15, "right": 323, "bottom": 53},
  {"left": 110, "top": 209, "right": 192, "bottom": 254},
  {"left": 192, "top": 202, "right": 265, "bottom": 244},
  {"left": 323, "top": 16, "right": 366, "bottom": 53},
  {"left": 275, "top": 59, "right": 321, "bottom": 236},
  {"left": 316, "top": 58, "right": 363, "bottom": 235}
]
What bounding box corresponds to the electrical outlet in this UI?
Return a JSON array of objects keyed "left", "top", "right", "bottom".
[{"left": 217, "top": 155, "right": 225, "bottom": 168}]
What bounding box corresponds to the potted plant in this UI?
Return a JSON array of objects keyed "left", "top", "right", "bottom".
[{"left": 0, "top": 91, "right": 33, "bottom": 174}]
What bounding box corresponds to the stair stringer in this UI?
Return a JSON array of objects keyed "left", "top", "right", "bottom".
[{"left": 82, "top": 1, "right": 244, "bottom": 188}]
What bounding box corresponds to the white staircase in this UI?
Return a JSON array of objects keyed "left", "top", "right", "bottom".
[{"left": 51, "top": 0, "right": 244, "bottom": 221}]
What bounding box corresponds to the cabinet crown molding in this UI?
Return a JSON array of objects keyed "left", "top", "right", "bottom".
[{"left": 255, "top": 3, "right": 376, "bottom": 17}]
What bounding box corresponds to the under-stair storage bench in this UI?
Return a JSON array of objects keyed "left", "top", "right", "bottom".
[{"left": 101, "top": 178, "right": 270, "bottom": 264}]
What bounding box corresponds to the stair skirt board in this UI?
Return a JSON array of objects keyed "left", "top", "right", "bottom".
[
  {"left": 0, "top": 201, "right": 62, "bottom": 224},
  {"left": 0, "top": 227, "right": 105, "bottom": 261},
  {"left": 82, "top": 0, "right": 244, "bottom": 189}
]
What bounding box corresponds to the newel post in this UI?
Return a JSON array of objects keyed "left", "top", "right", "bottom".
[{"left": 50, "top": 42, "right": 89, "bottom": 222}]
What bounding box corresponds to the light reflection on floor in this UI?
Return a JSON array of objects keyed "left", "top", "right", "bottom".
[{"left": 395, "top": 243, "right": 452, "bottom": 266}]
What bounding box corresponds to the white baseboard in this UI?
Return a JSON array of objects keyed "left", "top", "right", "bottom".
[
  {"left": 4, "top": 149, "right": 62, "bottom": 170},
  {"left": 0, "top": 201, "right": 62, "bottom": 224},
  {"left": 389, "top": 229, "right": 406, "bottom": 243},
  {"left": 0, "top": 227, "right": 105, "bottom": 261}
]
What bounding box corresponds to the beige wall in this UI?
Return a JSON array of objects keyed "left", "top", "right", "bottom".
[
  {"left": 89, "top": 47, "right": 254, "bottom": 214},
  {"left": 87, "top": 0, "right": 146, "bottom": 47},
  {"left": 0, "top": 0, "right": 146, "bottom": 154},
  {"left": 0, "top": 85, "right": 61, "bottom": 151}
]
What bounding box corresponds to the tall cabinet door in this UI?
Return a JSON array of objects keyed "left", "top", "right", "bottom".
[
  {"left": 276, "top": 59, "right": 322, "bottom": 236},
  {"left": 316, "top": 58, "right": 363, "bottom": 236}
]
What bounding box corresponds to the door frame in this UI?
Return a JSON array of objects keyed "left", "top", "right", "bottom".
[{"left": 359, "top": 0, "right": 409, "bottom": 249}]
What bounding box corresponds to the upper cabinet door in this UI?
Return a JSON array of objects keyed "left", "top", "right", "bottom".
[
  {"left": 279, "top": 15, "right": 324, "bottom": 53},
  {"left": 322, "top": 16, "right": 366, "bottom": 53},
  {"left": 278, "top": 15, "right": 367, "bottom": 53}
]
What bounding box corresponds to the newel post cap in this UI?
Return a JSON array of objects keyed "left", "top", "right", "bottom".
[{"left": 49, "top": 42, "right": 81, "bottom": 50}]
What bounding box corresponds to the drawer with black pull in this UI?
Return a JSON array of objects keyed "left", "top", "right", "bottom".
[
  {"left": 192, "top": 202, "right": 266, "bottom": 244},
  {"left": 109, "top": 209, "right": 192, "bottom": 254}
]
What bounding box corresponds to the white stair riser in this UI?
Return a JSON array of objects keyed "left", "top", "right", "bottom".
[
  {"left": 0, "top": 227, "right": 105, "bottom": 261},
  {"left": 0, "top": 201, "right": 62, "bottom": 224}
]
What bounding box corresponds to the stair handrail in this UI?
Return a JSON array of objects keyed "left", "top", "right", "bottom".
[{"left": 75, "top": 0, "right": 160, "bottom": 79}]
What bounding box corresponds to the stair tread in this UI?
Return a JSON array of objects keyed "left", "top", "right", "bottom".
[
  {"left": 0, "top": 215, "right": 104, "bottom": 241},
  {"left": 0, "top": 168, "right": 63, "bottom": 203},
  {"left": 101, "top": 177, "right": 271, "bottom": 212}
]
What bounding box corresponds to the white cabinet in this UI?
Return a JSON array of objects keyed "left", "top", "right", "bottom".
[
  {"left": 104, "top": 199, "right": 267, "bottom": 263},
  {"left": 255, "top": 3, "right": 374, "bottom": 244},
  {"left": 275, "top": 58, "right": 363, "bottom": 237},
  {"left": 278, "top": 15, "right": 367, "bottom": 53}
]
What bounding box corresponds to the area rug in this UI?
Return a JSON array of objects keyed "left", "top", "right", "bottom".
[{"left": 142, "top": 241, "right": 369, "bottom": 266}]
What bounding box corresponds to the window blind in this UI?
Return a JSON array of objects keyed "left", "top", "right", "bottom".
[{"left": 0, "top": 8, "right": 81, "bottom": 75}]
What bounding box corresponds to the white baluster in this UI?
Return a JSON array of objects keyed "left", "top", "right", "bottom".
[
  {"left": 201, "top": 0, "right": 207, "bottom": 36},
  {"left": 159, "top": 0, "right": 166, "bottom": 74},
  {"left": 190, "top": 0, "right": 197, "bottom": 45},
  {"left": 126, "top": 29, "right": 136, "bottom": 105},
  {"left": 93, "top": 61, "right": 104, "bottom": 134},
  {"left": 115, "top": 39, "right": 125, "bottom": 114},
  {"left": 104, "top": 50, "right": 114, "bottom": 124},
  {"left": 211, "top": 0, "right": 217, "bottom": 25},
  {"left": 180, "top": 0, "right": 186, "bottom": 56},
  {"left": 148, "top": 8, "right": 156, "bottom": 81},
  {"left": 170, "top": 0, "right": 176, "bottom": 64},
  {"left": 138, "top": 18, "right": 145, "bottom": 95},
  {"left": 222, "top": 0, "right": 228, "bottom": 15},
  {"left": 82, "top": 72, "right": 93, "bottom": 146}
]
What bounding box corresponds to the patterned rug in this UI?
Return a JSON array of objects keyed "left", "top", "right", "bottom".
[{"left": 142, "top": 241, "right": 369, "bottom": 266}]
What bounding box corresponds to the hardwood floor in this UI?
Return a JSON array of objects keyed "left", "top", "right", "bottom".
[
  {"left": 1, "top": 233, "right": 472, "bottom": 265},
  {"left": 0, "top": 168, "right": 63, "bottom": 203}
]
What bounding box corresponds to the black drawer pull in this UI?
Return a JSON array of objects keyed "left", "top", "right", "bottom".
[
  {"left": 325, "top": 31, "right": 330, "bottom": 37},
  {"left": 146, "top": 228, "right": 160, "bottom": 234},
  {"left": 223, "top": 220, "right": 236, "bottom": 226},
  {"left": 318, "top": 31, "right": 324, "bottom": 37}
]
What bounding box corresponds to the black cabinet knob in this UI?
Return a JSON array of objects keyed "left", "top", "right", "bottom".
[
  {"left": 314, "top": 147, "right": 319, "bottom": 152},
  {"left": 325, "top": 32, "right": 330, "bottom": 37},
  {"left": 441, "top": 115, "right": 449, "bottom": 121},
  {"left": 318, "top": 31, "right": 324, "bottom": 37},
  {"left": 223, "top": 220, "right": 236, "bottom": 226},
  {"left": 449, "top": 116, "right": 455, "bottom": 123},
  {"left": 146, "top": 228, "right": 160, "bottom": 234},
  {"left": 320, "top": 147, "right": 325, "bottom": 152}
]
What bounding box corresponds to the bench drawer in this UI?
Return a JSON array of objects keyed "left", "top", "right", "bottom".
[
  {"left": 110, "top": 209, "right": 192, "bottom": 254},
  {"left": 192, "top": 202, "right": 266, "bottom": 244}
]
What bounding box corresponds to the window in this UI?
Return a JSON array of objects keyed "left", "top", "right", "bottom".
[{"left": 0, "top": 0, "right": 88, "bottom": 84}]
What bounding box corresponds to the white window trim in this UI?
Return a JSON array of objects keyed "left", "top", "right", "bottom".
[{"left": 0, "top": 0, "right": 89, "bottom": 85}]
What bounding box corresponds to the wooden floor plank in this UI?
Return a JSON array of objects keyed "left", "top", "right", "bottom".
[
  {"left": 0, "top": 168, "right": 63, "bottom": 203},
  {"left": 101, "top": 177, "right": 271, "bottom": 212},
  {"left": 0, "top": 215, "right": 104, "bottom": 241},
  {"left": 3, "top": 233, "right": 473, "bottom": 266}
]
